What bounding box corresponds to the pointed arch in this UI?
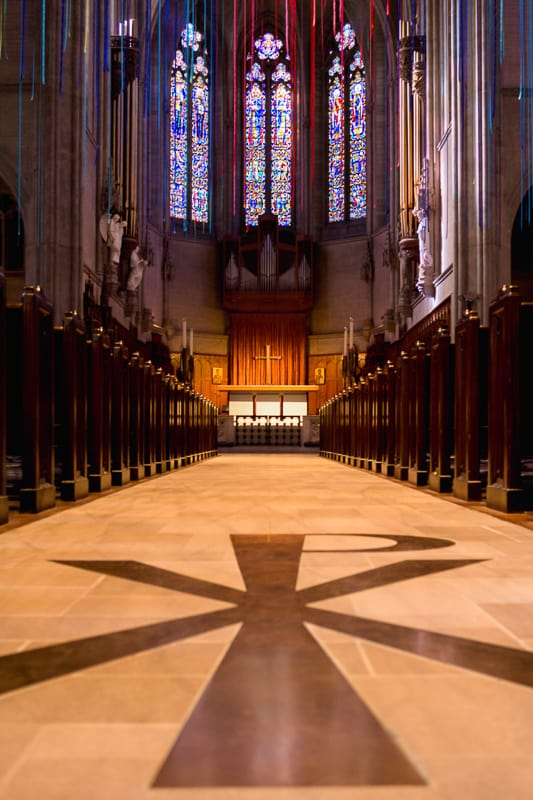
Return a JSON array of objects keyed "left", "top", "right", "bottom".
[
  {"left": 327, "top": 22, "right": 367, "bottom": 224},
  {"left": 169, "top": 23, "right": 210, "bottom": 225},
  {"left": 244, "top": 32, "right": 293, "bottom": 227}
]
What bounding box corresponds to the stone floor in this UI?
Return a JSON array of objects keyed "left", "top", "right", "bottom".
[{"left": 1, "top": 452, "right": 533, "bottom": 799}]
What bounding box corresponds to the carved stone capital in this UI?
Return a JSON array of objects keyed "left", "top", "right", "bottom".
[
  {"left": 398, "top": 35, "right": 425, "bottom": 83},
  {"left": 412, "top": 56, "right": 425, "bottom": 98}
]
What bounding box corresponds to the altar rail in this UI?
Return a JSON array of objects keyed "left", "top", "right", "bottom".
[
  {"left": 320, "top": 285, "right": 533, "bottom": 512},
  {"left": 235, "top": 416, "right": 303, "bottom": 447},
  {"left": 1, "top": 286, "right": 217, "bottom": 523}
]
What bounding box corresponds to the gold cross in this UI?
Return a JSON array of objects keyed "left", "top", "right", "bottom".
[{"left": 253, "top": 344, "right": 282, "bottom": 384}]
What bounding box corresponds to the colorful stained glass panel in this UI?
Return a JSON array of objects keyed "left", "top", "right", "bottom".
[
  {"left": 256, "top": 32, "right": 283, "bottom": 61},
  {"left": 191, "top": 58, "right": 209, "bottom": 223},
  {"left": 349, "top": 56, "right": 366, "bottom": 219},
  {"left": 328, "top": 61, "right": 345, "bottom": 223},
  {"left": 327, "top": 32, "right": 366, "bottom": 224},
  {"left": 245, "top": 67, "right": 266, "bottom": 226},
  {"left": 244, "top": 36, "right": 293, "bottom": 228},
  {"left": 271, "top": 77, "right": 292, "bottom": 225},
  {"left": 170, "top": 53, "right": 188, "bottom": 219},
  {"left": 170, "top": 28, "right": 210, "bottom": 225},
  {"left": 335, "top": 22, "right": 356, "bottom": 52}
]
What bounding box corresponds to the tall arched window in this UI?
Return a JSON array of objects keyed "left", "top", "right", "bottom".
[
  {"left": 328, "top": 23, "right": 366, "bottom": 223},
  {"left": 170, "top": 23, "right": 210, "bottom": 225},
  {"left": 245, "top": 33, "right": 293, "bottom": 227}
]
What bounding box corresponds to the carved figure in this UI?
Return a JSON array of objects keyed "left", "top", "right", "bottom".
[
  {"left": 127, "top": 245, "right": 147, "bottom": 291},
  {"left": 413, "top": 206, "right": 433, "bottom": 268},
  {"left": 107, "top": 213, "right": 127, "bottom": 266}
]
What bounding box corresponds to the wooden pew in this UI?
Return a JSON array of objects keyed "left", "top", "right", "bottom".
[
  {"left": 209, "top": 399, "right": 218, "bottom": 456},
  {"left": 182, "top": 386, "right": 193, "bottom": 464},
  {"left": 154, "top": 368, "right": 168, "bottom": 474},
  {"left": 428, "top": 326, "right": 454, "bottom": 492},
  {"left": 87, "top": 328, "right": 112, "bottom": 491},
  {"left": 319, "top": 399, "right": 328, "bottom": 457},
  {"left": 6, "top": 288, "right": 56, "bottom": 513},
  {"left": 54, "top": 312, "right": 89, "bottom": 500},
  {"left": 0, "top": 271, "right": 7, "bottom": 523},
  {"left": 190, "top": 391, "right": 200, "bottom": 461},
  {"left": 486, "top": 285, "right": 533, "bottom": 511},
  {"left": 347, "top": 387, "right": 356, "bottom": 466},
  {"left": 408, "top": 341, "right": 430, "bottom": 486},
  {"left": 176, "top": 384, "right": 186, "bottom": 466},
  {"left": 350, "top": 384, "right": 362, "bottom": 467},
  {"left": 143, "top": 362, "right": 157, "bottom": 476},
  {"left": 167, "top": 376, "right": 179, "bottom": 470},
  {"left": 361, "top": 377, "right": 372, "bottom": 470},
  {"left": 129, "top": 352, "right": 146, "bottom": 481},
  {"left": 198, "top": 394, "right": 207, "bottom": 459},
  {"left": 357, "top": 379, "right": 369, "bottom": 469},
  {"left": 339, "top": 390, "right": 349, "bottom": 464},
  {"left": 382, "top": 361, "right": 397, "bottom": 477},
  {"left": 453, "top": 311, "right": 488, "bottom": 501},
  {"left": 110, "top": 341, "right": 131, "bottom": 486},
  {"left": 394, "top": 351, "right": 410, "bottom": 480},
  {"left": 370, "top": 368, "right": 386, "bottom": 474}
]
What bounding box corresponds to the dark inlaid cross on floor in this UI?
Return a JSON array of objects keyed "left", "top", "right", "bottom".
[{"left": 1, "top": 534, "right": 533, "bottom": 787}]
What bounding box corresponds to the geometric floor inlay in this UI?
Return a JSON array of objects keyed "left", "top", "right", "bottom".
[{"left": 1, "top": 534, "right": 533, "bottom": 787}]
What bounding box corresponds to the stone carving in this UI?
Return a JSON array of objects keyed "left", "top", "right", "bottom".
[
  {"left": 127, "top": 245, "right": 147, "bottom": 291},
  {"left": 107, "top": 213, "right": 127, "bottom": 267},
  {"left": 99, "top": 211, "right": 127, "bottom": 287},
  {"left": 413, "top": 206, "right": 435, "bottom": 297}
]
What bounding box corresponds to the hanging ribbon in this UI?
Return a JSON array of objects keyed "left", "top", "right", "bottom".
[
  {"left": 310, "top": 0, "right": 316, "bottom": 188},
  {"left": 499, "top": 0, "right": 504, "bottom": 62},
  {"left": 143, "top": 0, "right": 150, "bottom": 115},
  {"left": 41, "top": 0, "right": 46, "bottom": 84},
  {"left": 233, "top": 0, "right": 237, "bottom": 219},
  {"left": 0, "top": 0, "right": 6, "bottom": 60},
  {"left": 519, "top": 0, "right": 525, "bottom": 225},
  {"left": 385, "top": 0, "right": 390, "bottom": 222}
]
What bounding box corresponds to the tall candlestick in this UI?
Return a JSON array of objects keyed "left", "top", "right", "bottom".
[
  {"left": 349, "top": 317, "right": 354, "bottom": 349},
  {"left": 189, "top": 328, "right": 194, "bottom": 357},
  {"left": 182, "top": 318, "right": 187, "bottom": 350},
  {"left": 343, "top": 326, "right": 348, "bottom": 357}
]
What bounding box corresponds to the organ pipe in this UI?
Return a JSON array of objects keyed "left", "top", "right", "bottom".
[{"left": 111, "top": 31, "right": 139, "bottom": 240}]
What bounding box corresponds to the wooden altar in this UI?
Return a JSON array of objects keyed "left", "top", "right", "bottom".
[{"left": 218, "top": 385, "right": 319, "bottom": 417}]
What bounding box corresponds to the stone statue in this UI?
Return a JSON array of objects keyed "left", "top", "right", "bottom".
[
  {"left": 106, "top": 213, "right": 127, "bottom": 267},
  {"left": 127, "top": 245, "right": 147, "bottom": 291},
  {"left": 413, "top": 206, "right": 434, "bottom": 295}
]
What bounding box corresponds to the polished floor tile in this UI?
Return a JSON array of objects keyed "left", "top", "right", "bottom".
[{"left": 1, "top": 453, "right": 533, "bottom": 798}]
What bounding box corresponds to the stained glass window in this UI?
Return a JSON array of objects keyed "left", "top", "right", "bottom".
[
  {"left": 170, "top": 26, "right": 209, "bottom": 225},
  {"left": 244, "top": 33, "right": 293, "bottom": 227},
  {"left": 328, "top": 24, "right": 366, "bottom": 223}
]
